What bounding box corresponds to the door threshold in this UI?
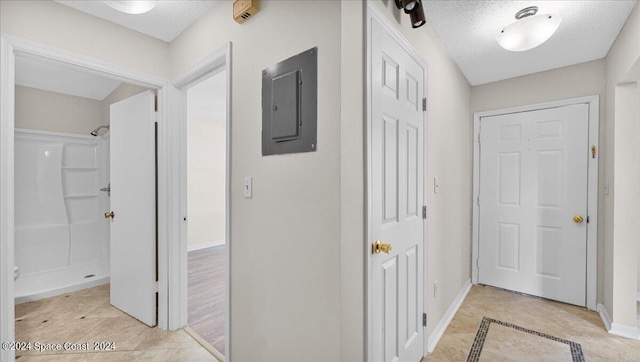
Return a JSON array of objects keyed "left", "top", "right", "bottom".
[
  {"left": 478, "top": 284, "right": 587, "bottom": 308},
  {"left": 183, "top": 326, "right": 225, "bottom": 362}
]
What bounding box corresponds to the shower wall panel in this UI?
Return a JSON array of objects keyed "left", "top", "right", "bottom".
[{"left": 15, "top": 129, "right": 107, "bottom": 277}]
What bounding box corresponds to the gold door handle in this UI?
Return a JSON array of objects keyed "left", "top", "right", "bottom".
[
  {"left": 372, "top": 240, "right": 392, "bottom": 254},
  {"left": 104, "top": 211, "right": 115, "bottom": 219},
  {"left": 573, "top": 215, "right": 583, "bottom": 223}
]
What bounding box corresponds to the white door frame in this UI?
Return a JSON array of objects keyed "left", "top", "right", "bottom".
[
  {"left": 366, "top": 4, "right": 429, "bottom": 360},
  {"left": 0, "top": 34, "right": 175, "bottom": 361},
  {"left": 170, "top": 43, "right": 232, "bottom": 359},
  {"left": 472, "top": 95, "right": 600, "bottom": 311}
]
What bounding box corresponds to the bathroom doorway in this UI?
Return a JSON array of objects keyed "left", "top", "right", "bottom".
[{"left": 11, "top": 52, "right": 161, "bottom": 351}]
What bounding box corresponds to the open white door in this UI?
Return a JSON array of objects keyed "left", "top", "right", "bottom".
[
  {"left": 370, "top": 19, "right": 425, "bottom": 362},
  {"left": 109, "top": 90, "right": 157, "bottom": 327}
]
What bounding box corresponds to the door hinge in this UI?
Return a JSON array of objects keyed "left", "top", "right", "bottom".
[
  {"left": 422, "top": 98, "right": 427, "bottom": 112},
  {"left": 423, "top": 313, "right": 427, "bottom": 327},
  {"left": 422, "top": 205, "right": 427, "bottom": 219},
  {"left": 154, "top": 111, "right": 159, "bottom": 123},
  {"left": 154, "top": 281, "right": 159, "bottom": 293},
  {"left": 586, "top": 216, "right": 590, "bottom": 223}
]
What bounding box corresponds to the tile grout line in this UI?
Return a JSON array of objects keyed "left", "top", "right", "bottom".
[{"left": 466, "top": 316, "right": 586, "bottom": 362}]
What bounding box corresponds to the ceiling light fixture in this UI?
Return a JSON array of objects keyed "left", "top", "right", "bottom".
[
  {"left": 409, "top": 1, "right": 426, "bottom": 28},
  {"left": 103, "top": 1, "right": 156, "bottom": 15},
  {"left": 394, "top": 0, "right": 426, "bottom": 29},
  {"left": 496, "top": 6, "right": 561, "bottom": 52},
  {"left": 395, "top": 0, "right": 418, "bottom": 14}
]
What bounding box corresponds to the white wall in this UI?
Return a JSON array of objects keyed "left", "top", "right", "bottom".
[
  {"left": 604, "top": 2, "right": 640, "bottom": 328},
  {"left": 186, "top": 71, "right": 226, "bottom": 250},
  {"left": 15, "top": 85, "right": 105, "bottom": 135},
  {"left": 612, "top": 82, "right": 639, "bottom": 328},
  {"left": 170, "top": 1, "right": 342, "bottom": 360},
  {"left": 0, "top": 0, "right": 170, "bottom": 78},
  {"left": 370, "top": 0, "right": 473, "bottom": 343},
  {"left": 339, "top": 1, "right": 366, "bottom": 360},
  {"left": 187, "top": 116, "right": 226, "bottom": 249},
  {"left": 471, "top": 59, "right": 607, "bottom": 302}
]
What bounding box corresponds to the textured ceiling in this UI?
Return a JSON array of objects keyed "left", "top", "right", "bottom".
[
  {"left": 55, "top": 1, "right": 217, "bottom": 42},
  {"left": 16, "top": 54, "right": 122, "bottom": 101},
  {"left": 187, "top": 70, "right": 226, "bottom": 123},
  {"left": 423, "top": 1, "right": 638, "bottom": 85}
]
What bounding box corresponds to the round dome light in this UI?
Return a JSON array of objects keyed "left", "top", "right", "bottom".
[
  {"left": 497, "top": 7, "right": 561, "bottom": 52},
  {"left": 103, "top": 1, "right": 156, "bottom": 15}
]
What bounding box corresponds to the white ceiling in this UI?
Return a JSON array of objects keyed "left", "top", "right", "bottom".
[
  {"left": 55, "top": 0, "right": 217, "bottom": 42},
  {"left": 423, "top": 1, "right": 638, "bottom": 85},
  {"left": 15, "top": 54, "right": 122, "bottom": 101},
  {"left": 187, "top": 70, "right": 226, "bottom": 122}
]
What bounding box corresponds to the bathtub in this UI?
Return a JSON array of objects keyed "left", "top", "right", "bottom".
[{"left": 14, "top": 129, "right": 110, "bottom": 303}]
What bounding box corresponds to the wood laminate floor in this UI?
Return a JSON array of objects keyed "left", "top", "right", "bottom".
[
  {"left": 14, "top": 285, "right": 215, "bottom": 361},
  {"left": 187, "top": 245, "right": 226, "bottom": 356}
]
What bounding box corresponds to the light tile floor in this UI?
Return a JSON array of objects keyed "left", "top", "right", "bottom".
[
  {"left": 424, "top": 285, "right": 640, "bottom": 361},
  {"left": 14, "top": 285, "right": 216, "bottom": 361}
]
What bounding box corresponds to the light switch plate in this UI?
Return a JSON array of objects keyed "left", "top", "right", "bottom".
[{"left": 244, "top": 177, "right": 252, "bottom": 198}]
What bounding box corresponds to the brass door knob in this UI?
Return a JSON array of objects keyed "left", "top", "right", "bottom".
[
  {"left": 372, "top": 240, "right": 392, "bottom": 254},
  {"left": 573, "top": 215, "right": 584, "bottom": 223},
  {"left": 104, "top": 211, "right": 115, "bottom": 219}
]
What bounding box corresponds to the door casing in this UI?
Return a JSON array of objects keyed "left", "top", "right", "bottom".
[
  {"left": 0, "top": 34, "right": 178, "bottom": 361},
  {"left": 170, "top": 42, "right": 232, "bottom": 359},
  {"left": 366, "top": 4, "right": 429, "bottom": 360},
  {"left": 472, "top": 95, "right": 600, "bottom": 311}
]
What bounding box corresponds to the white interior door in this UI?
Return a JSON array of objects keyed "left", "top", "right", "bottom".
[
  {"left": 109, "top": 90, "right": 157, "bottom": 327},
  {"left": 370, "top": 19, "right": 425, "bottom": 362},
  {"left": 478, "top": 104, "right": 589, "bottom": 306}
]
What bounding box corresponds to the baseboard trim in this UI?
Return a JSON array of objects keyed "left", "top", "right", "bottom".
[
  {"left": 597, "top": 303, "right": 640, "bottom": 340},
  {"left": 427, "top": 278, "right": 472, "bottom": 353},
  {"left": 183, "top": 326, "right": 225, "bottom": 362},
  {"left": 610, "top": 322, "right": 640, "bottom": 340},
  {"left": 597, "top": 303, "right": 612, "bottom": 331},
  {"left": 187, "top": 240, "right": 225, "bottom": 252}
]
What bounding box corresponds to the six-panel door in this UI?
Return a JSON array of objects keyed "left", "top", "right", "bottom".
[
  {"left": 478, "top": 104, "right": 589, "bottom": 306},
  {"left": 371, "top": 20, "right": 425, "bottom": 362}
]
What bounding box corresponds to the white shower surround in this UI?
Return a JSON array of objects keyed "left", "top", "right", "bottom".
[{"left": 14, "top": 128, "right": 110, "bottom": 303}]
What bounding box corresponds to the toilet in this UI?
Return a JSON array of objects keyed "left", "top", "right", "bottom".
[{"left": 14, "top": 266, "right": 19, "bottom": 280}]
